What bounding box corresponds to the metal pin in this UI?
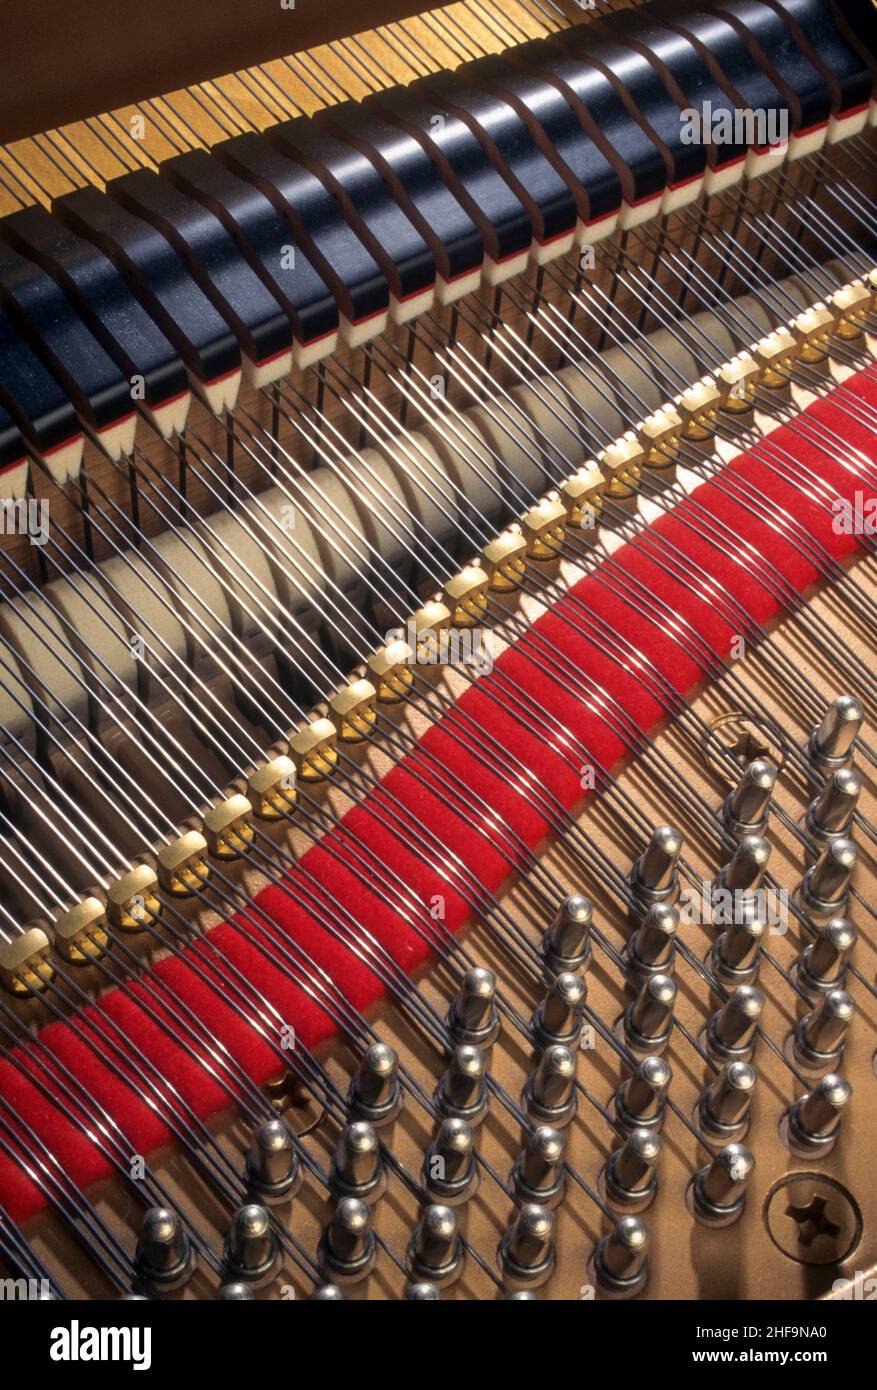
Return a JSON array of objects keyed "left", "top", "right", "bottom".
[
  {"left": 630, "top": 826, "right": 683, "bottom": 906},
  {"left": 804, "top": 767, "right": 861, "bottom": 848},
  {"left": 706, "top": 985, "right": 765, "bottom": 1061},
  {"left": 800, "top": 838, "right": 857, "bottom": 921},
  {"left": 593, "top": 1216, "right": 650, "bottom": 1298},
  {"left": 809, "top": 695, "right": 863, "bottom": 772},
  {"left": 319, "top": 1197, "right": 377, "bottom": 1284},
  {"left": 423, "top": 1117, "right": 479, "bottom": 1205},
  {"left": 216, "top": 1282, "right": 255, "bottom": 1301},
  {"left": 309, "top": 1284, "right": 345, "bottom": 1301},
  {"left": 797, "top": 917, "right": 857, "bottom": 995},
  {"left": 348, "top": 1041, "right": 403, "bottom": 1126},
  {"left": 699, "top": 1061, "right": 757, "bottom": 1140},
  {"left": 712, "top": 916, "right": 768, "bottom": 985},
  {"left": 604, "top": 1129, "right": 661, "bottom": 1211},
  {"left": 723, "top": 759, "right": 776, "bottom": 837},
  {"left": 625, "top": 903, "right": 678, "bottom": 980},
  {"left": 524, "top": 1044, "right": 578, "bottom": 1127},
  {"left": 435, "top": 1044, "right": 490, "bottom": 1125},
  {"left": 793, "top": 989, "right": 855, "bottom": 1069},
  {"left": 788, "top": 1074, "right": 852, "bottom": 1155},
  {"left": 246, "top": 1118, "right": 301, "bottom": 1206},
  {"left": 135, "top": 1207, "right": 195, "bottom": 1290},
  {"left": 499, "top": 1203, "right": 556, "bottom": 1290},
  {"left": 407, "top": 1204, "right": 465, "bottom": 1288},
  {"left": 692, "top": 1144, "right": 754, "bottom": 1226},
  {"left": 614, "top": 1056, "right": 673, "bottom": 1134},
  {"left": 405, "top": 1281, "right": 441, "bottom": 1300},
  {"left": 447, "top": 966, "right": 501, "bottom": 1047},
  {"left": 330, "top": 1121, "right": 386, "bottom": 1204},
  {"left": 715, "top": 833, "right": 771, "bottom": 902},
  {"left": 543, "top": 893, "right": 592, "bottom": 973},
  {"left": 623, "top": 973, "right": 677, "bottom": 1054},
  {"left": 224, "top": 1203, "right": 279, "bottom": 1287},
  {"left": 533, "top": 971, "right": 587, "bottom": 1049},
  {"left": 508, "top": 1290, "right": 539, "bottom": 1300},
  {"left": 512, "top": 1125, "right": 567, "bottom": 1208}
]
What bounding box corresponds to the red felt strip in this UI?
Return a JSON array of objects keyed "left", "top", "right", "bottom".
[{"left": 2, "top": 369, "right": 876, "bottom": 1222}]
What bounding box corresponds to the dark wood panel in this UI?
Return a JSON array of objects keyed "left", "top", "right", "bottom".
[{"left": 0, "top": 0, "right": 448, "bottom": 143}]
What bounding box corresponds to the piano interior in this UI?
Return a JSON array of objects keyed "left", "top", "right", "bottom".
[{"left": 0, "top": 0, "right": 875, "bottom": 1306}]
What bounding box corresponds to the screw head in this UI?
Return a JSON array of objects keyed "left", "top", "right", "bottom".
[{"left": 764, "top": 1173, "right": 861, "bottom": 1265}]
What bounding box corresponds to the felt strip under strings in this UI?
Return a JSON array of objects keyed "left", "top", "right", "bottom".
[{"left": 2, "top": 367, "right": 876, "bottom": 1221}]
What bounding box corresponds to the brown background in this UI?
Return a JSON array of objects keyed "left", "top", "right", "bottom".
[{"left": 0, "top": 0, "right": 447, "bottom": 144}]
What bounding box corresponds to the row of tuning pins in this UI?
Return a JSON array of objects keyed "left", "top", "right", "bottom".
[
  {"left": 126, "top": 699, "right": 865, "bottom": 1298},
  {"left": 315, "top": 697, "right": 866, "bottom": 1295},
  {"left": 715, "top": 696, "right": 862, "bottom": 1153},
  {"left": 574, "top": 694, "right": 867, "bottom": 1250}
]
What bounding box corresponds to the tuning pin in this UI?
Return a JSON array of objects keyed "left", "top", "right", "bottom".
[
  {"left": 691, "top": 1143, "right": 754, "bottom": 1227},
  {"left": 711, "top": 916, "right": 768, "bottom": 984},
  {"left": 524, "top": 1044, "right": 578, "bottom": 1127},
  {"left": 435, "top": 1044, "right": 489, "bottom": 1125},
  {"left": 447, "top": 966, "right": 501, "bottom": 1047},
  {"left": 216, "top": 1282, "right": 255, "bottom": 1301},
  {"left": 508, "top": 1290, "right": 539, "bottom": 1300},
  {"left": 319, "top": 1197, "right": 377, "bottom": 1284},
  {"left": 809, "top": 695, "right": 863, "bottom": 773},
  {"left": 699, "top": 1061, "right": 757, "bottom": 1139},
  {"left": 706, "top": 985, "right": 764, "bottom": 1061},
  {"left": 309, "top": 1283, "right": 345, "bottom": 1301},
  {"left": 630, "top": 826, "right": 683, "bottom": 907},
  {"left": 407, "top": 1204, "right": 465, "bottom": 1288},
  {"left": 348, "top": 1042, "right": 403, "bottom": 1126},
  {"left": 614, "top": 1056, "right": 672, "bottom": 1134},
  {"left": 715, "top": 834, "right": 770, "bottom": 911},
  {"left": 246, "top": 1118, "right": 301, "bottom": 1206},
  {"left": 512, "top": 1126, "right": 567, "bottom": 1208},
  {"left": 543, "top": 894, "right": 593, "bottom": 973},
  {"left": 330, "top": 1121, "right": 386, "bottom": 1204},
  {"left": 224, "top": 1203, "right": 279, "bottom": 1287},
  {"left": 405, "top": 1281, "right": 440, "bottom": 1300},
  {"left": 622, "top": 973, "right": 676, "bottom": 1054},
  {"left": 797, "top": 917, "right": 857, "bottom": 995},
  {"left": 499, "top": 1203, "right": 556, "bottom": 1290},
  {"left": 723, "top": 759, "right": 776, "bottom": 838},
  {"left": 532, "top": 971, "right": 587, "bottom": 1049},
  {"left": 799, "top": 838, "right": 857, "bottom": 922},
  {"left": 593, "top": 1216, "right": 650, "bottom": 1298},
  {"left": 135, "top": 1207, "right": 195, "bottom": 1290},
  {"left": 793, "top": 989, "right": 855, "bottom": 1070},
  {"left": 804, "top": 767, "right": 861, "bottom": 850},
  {"left": 423, "top": 1117, "right": 479, "bottom": 1205},
  {"left": 625, "top": 903, "right": 678, "bottom": 981},
  {"left": 604, "top": 1129, "right": 661, "bottom": 1211},
  {"left": 787, "top": 1074, "right": 852, "bottom": 1155}
]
